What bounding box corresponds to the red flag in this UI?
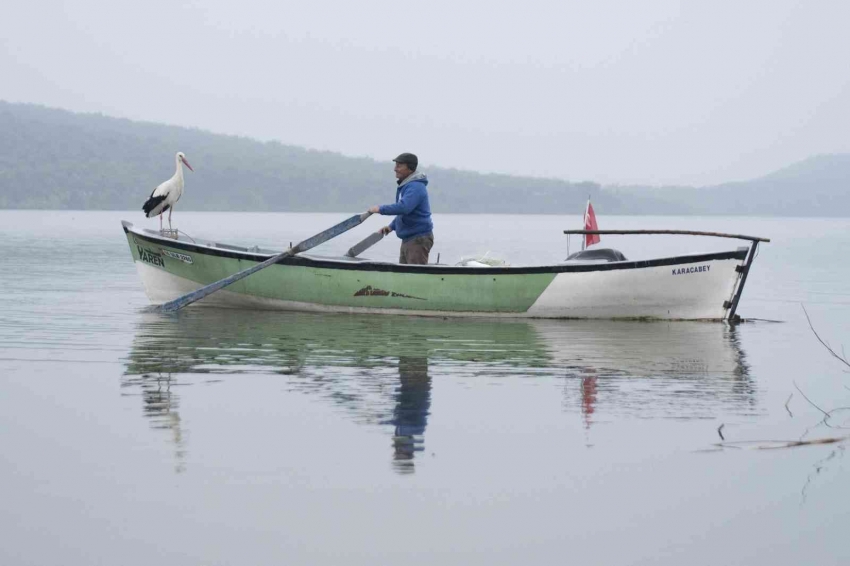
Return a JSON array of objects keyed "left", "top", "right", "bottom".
[{"left": 584, "top": 201, "right": 601, "bottom": 248}]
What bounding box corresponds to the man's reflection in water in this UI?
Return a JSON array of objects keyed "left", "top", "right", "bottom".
[{"left": 389, "top": 356, "right": 431, "bottom": 474}]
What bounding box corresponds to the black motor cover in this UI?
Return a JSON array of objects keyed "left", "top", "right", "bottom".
[{"left": 565, "top": 248, "right": 627, "bottom": 262}]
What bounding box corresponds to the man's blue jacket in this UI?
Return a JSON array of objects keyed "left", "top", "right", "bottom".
[{"left": 379, "top": 172, "right": 434, "bottom": 242}]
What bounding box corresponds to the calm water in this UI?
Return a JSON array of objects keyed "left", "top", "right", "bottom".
[{"left": 1, "top": 210, "right": 849, "bottom": 565}]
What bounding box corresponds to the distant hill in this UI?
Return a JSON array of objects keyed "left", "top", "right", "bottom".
[
  {"left": 706, "top": 154, "right": 850, "bottom": 215},
  {"left": 0, "top": 101, "right": 641, "bottom": 214},
  {"left": 1, "top": 101, "right": 847, "bottom": 216},
  {"left": 608, "top": 154, "right": 850, "bottom": 217}
]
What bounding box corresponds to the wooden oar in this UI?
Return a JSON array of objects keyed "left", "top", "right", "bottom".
[
  {"left": 346, "top": 231, "right": 384, "bottom": 257},
  {"left": 158, "top": 212, "right": 373, "bottom": 312}
]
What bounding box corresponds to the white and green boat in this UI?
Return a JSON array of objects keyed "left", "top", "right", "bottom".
[{"left": 122, "top": 221, "right": 767, "bottom": 321}]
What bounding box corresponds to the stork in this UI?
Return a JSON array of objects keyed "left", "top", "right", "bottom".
[{"left": 142, "top": 152, "right": 194, "bottom": 231}]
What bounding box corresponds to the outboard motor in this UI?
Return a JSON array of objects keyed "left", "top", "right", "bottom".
[{"left": 565, "top": 248, "right": 627, "bottom": 262}]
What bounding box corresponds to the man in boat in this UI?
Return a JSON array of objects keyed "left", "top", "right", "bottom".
[{"left": 368, "top": 153, "right": 434, "bottom": 265}]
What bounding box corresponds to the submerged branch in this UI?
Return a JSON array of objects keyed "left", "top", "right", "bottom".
[
  {"left": 715, "top": 435, "right": 850, "bottom": 450},
  {"left": 794, "top": 382, "right": 850, "bottom": 430},
  {"left": 794, "top": 381, "right": 830, "bottom": 418},
  {"left": 802, "top": 304, "right": 850, "bottom": 370},
  {"left": 800, "top": 445, "right": 845, "bottom": 505}
]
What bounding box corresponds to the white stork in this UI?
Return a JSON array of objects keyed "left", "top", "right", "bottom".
[{"left": 142, "top": 152, "right": 194, "bottom": 231}]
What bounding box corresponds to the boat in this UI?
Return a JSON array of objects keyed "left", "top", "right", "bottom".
[{"left": 121, "top": 220, "right": 768, "bottom": 321}]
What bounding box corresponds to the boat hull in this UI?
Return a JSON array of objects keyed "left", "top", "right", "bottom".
[{"left": 123, "top": 222, "right": 749, "bottom": 320}]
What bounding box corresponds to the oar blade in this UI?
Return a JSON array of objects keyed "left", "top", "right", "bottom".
[
  {"left": 346, "top": 231, "right": 384, "bottom": 257},
  {"left": 157, "top": 211, "right": 372, "bottom": 312},
  {"left": 159, "top": 253, "right": 282, "bottom": 312}
]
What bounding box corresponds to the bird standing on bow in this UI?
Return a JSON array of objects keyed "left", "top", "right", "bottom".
[{"left": 142, "top": 152, "right": 194, "bottom": 231}]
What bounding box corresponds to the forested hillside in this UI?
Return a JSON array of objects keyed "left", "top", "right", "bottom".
[
  {"left": 0, "top": 102, "right": 634, "bottom": 214},
  {"left": 2, "top": 102, "right": 847, "bottom": 216}
]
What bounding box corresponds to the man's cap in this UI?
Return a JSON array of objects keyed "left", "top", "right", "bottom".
[{"left": 393, "top": 153, "right": 418, "bottom": 170}]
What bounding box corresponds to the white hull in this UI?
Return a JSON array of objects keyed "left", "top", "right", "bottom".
[{"left": 527, "top": 258, "right": 740, "bottom": 319}]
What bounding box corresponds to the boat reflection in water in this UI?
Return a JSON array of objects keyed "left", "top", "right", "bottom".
[
  {"left": 122, "top": 311, "right": 753, "bottom": 473},
  {"left": 530, "top": 320, "right": 756, "bottom": 429}
]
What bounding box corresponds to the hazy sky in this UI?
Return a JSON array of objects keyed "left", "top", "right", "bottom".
[{"left": 2, "top": 0, "right": 849, "bottom": 186}]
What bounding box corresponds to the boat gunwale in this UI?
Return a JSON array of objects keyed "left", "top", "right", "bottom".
[{"left": 123, "top": 221, "right": 748, "bottom": 275}]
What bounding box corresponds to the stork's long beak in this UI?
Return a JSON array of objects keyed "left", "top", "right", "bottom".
[{"left": 182, "top": 157, "right": 194, "bottom": 172}]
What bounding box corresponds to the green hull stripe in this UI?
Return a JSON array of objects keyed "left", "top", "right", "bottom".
[{"left": 128, "top": 233, "right": 555, "bottom": 312}]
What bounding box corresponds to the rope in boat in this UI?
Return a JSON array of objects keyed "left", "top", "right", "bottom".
[{"left": 176, "top": 229, "right": 196, "bottom": 243}]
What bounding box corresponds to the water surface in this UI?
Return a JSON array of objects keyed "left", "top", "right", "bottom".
[{"left": 1, "top": 211, "right": 848, "bottom": 565}]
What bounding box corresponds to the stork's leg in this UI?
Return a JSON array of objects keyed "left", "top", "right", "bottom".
[
  {"left": 159, "top": 213, "right": 163, "bottom": 231},
  {"left": 168, "top": 206, "right": 173, "bottom": 230}
]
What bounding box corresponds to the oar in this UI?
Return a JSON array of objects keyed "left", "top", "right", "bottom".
[
  {"left": 158, "top": 212, "right": 373, "bottom": 312},
  {"left": 346, "top": 231, "right": 384, "bottom": 257}
]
